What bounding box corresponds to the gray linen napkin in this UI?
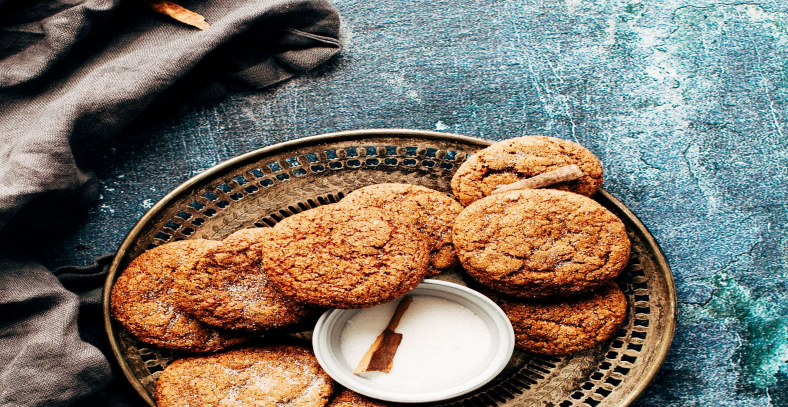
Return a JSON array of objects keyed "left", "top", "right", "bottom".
[{"left": 0, "top": 1, "right": 341, "bottom": 405}]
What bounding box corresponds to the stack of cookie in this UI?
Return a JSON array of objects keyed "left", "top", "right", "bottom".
[
  {"left": 111, "top": 180, "right": 467, "bottom": 406},
  {"left": 111, "top": 182, "right": 465, "bottom": 349},
  {"left": 110, "top": 135, "right": 631, "bottom": 406},
  {"left": 260, "top": 183, "right": 464, "bottom": 309},
  {"left": 450, "top": 136, "right": 630, "bottom": 356}
]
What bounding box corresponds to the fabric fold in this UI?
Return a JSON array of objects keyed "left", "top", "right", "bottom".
[
  {"left": 0, "top": 0, "right": 120, "bottom": 88},
  {"left": 0, "top": 256, "right": 112, "bottom": 407},
  {"left": 0, "top": 1, "right": 341, "bottom": 405}
]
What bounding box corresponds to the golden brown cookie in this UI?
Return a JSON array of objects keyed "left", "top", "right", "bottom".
[
  {"left": 174, "top": 228, "right": 314, "bottom": 331},
  {"left": 156, "top": 345, "right": 334, "bottom": 407},
  {"left": 340, "top": 183, "right": 463, "bottom": 275},
  {"left": 328, "top": 388, "right": 394, "bottom": 407},
  {"left": 451, "top": 136, "right": 604, "bottom": 206},
  {"left": 453, "top": 189, "right": 630, "bottom": 298},
  {"left": 263, "top": 204, "right": 430, "bottom": 308},
  {"left": 495, "top": 282, "right": 628, "bottom": 355},
  {"left": 110, "top": 240, "right": 247, "bottom": 352}
]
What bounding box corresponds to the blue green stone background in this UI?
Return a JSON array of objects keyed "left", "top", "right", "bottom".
[{"left": 48, "top": 1, "right": 788, "bottom": 405}]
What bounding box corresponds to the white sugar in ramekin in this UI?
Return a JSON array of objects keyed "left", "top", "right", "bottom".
[{"left": 313, "top": 279, "right": 515, "bottom": 403}]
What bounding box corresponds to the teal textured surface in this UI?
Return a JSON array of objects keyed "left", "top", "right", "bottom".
[{"left": 49, "top": 1, "right": 788, "bottom": 405}]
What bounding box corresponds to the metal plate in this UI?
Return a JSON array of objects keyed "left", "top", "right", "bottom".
[{"left": 102, "top": 129, "right": 676, "bottom": 407}]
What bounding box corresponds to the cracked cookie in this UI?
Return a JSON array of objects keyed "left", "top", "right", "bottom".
[
  {"left": 495, "top": 282, "right": 627, "bottom": 355},
  {"left": 451, "top": 136, "right": 604, "bottom": 206},
  {"left": 110, "top": 239, "right": 248, "bottom": 352},
  {"left": 453, "top": 189, "right": 630, "bottom": 298},
  {"left": 263, "top": 204, "right": 430, "bottom": 308},
  {"left": 156, "top": 345, "right": 334, "bottom": 407},
  {"left": 327, "top": 388, "right": 393, "bottom": 407},
  {"left": 173, "top": 228, "right": 314, "bottom": 331},
  {"left": 340, "top": 183, "right": 463, "bottom": 275}
]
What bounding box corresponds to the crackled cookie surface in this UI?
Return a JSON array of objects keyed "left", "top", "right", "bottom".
[
  {"left": 110, "top": 239, "right": 247, "bottom": 352},
  {"left": 263, "top": 204, "right": 430, "bottom": 308},
  {"left": 327, "top": 388, "right": 393, "bottom": 407},
  {"left": 496, "top": 282, "right": 628, "bottom": 355},
  {"left": 174, "top": 228, "right": 314, "bottom": 331},
  {"left": 451, "top": 136, "right": 603, "bottom": 206},
  {"left": 156, "top": 345, "right": 334, "bottom": 407},
  {"left": 453, "top": 189, "right": 630, "bottom": 298},
  {"left": 340, "top": 183, "right": 463, "bottom": 274}
]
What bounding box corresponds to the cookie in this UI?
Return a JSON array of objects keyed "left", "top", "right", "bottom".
[
  {"left": 174, "top": 228, "right": 314, "bottom": 331},
  {"left": 156, "top": 345, "right": 334, "bottom": 407},
  {"left": 451, "top": 136, "right": 604, "bottom": 206},
  {"left": 495, "top": 282, "right": 628, "bottom": 355},
  {"left": 453, "top": 189, "right": 630, "bottom": 298},
  {"left": 263, "top": 204, "right": 430, "bottom": 308},
  {"left": 110, "top": 240, "right": 247, "bottom": 352},
  {"left": 340, "top": 183, "right": 463, "bottom": 274},
  {"left": 328, "top": 388, "right": 393, "bottom": 407}
]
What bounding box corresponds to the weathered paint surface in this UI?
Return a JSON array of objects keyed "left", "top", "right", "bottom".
[{"left": 46, "top": 1, "right": 788, "bottom": 405}]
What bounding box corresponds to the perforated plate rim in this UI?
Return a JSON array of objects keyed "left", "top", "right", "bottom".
[{"left": 102, "top": 128, "right": 677, "bottom": 407}]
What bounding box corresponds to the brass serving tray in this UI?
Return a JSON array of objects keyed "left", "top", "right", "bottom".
[{"left": 103, "top": 129, "right": 676, "bottom": 407}]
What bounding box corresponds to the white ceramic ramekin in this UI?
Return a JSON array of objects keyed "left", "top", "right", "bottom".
[{"left": 313, "top": 279, "right": 514, "bottom": 403}]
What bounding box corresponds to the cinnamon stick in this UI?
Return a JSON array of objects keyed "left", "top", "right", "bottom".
[
  {"left": 149, "top": 1, "right": 210, "bottom": 30},
  {"left": 491, "top": 164, "right": 584, "bottom": 195},
  {"left": 353, "top": 296, "right": 414, "bottom": 374}
]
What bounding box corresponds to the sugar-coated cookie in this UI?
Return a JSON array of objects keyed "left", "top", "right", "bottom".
[
  {"left": 110, "top": 240, "right": 247, "bottom": 352},
  {"left": 174, "top": 228, "right": 314, "bottom": 331},
  {"left": 327, "top": 388, "right": 394, "bottom": 407},
  {"left": 263, "top": 204, "right": 430, "bottom": 308},
  {"left": 495, "top": 282, "right": 628, "bottom": 355},
  {"left": 156, "top": 345, "right": 334, "bottom": 407},
  {"left": 451, "top": 136, "right": 603, "bottom": 206},
  {"left": 453, "top": 189, "right": 630, "bottom": 298},
  {"left": 340, "top": 183, "right": 463, "bottom": 274}
]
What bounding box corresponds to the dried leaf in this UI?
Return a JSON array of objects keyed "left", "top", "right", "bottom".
[{"left": 149, "top": 1, "right": 210, "bottom": 30}]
